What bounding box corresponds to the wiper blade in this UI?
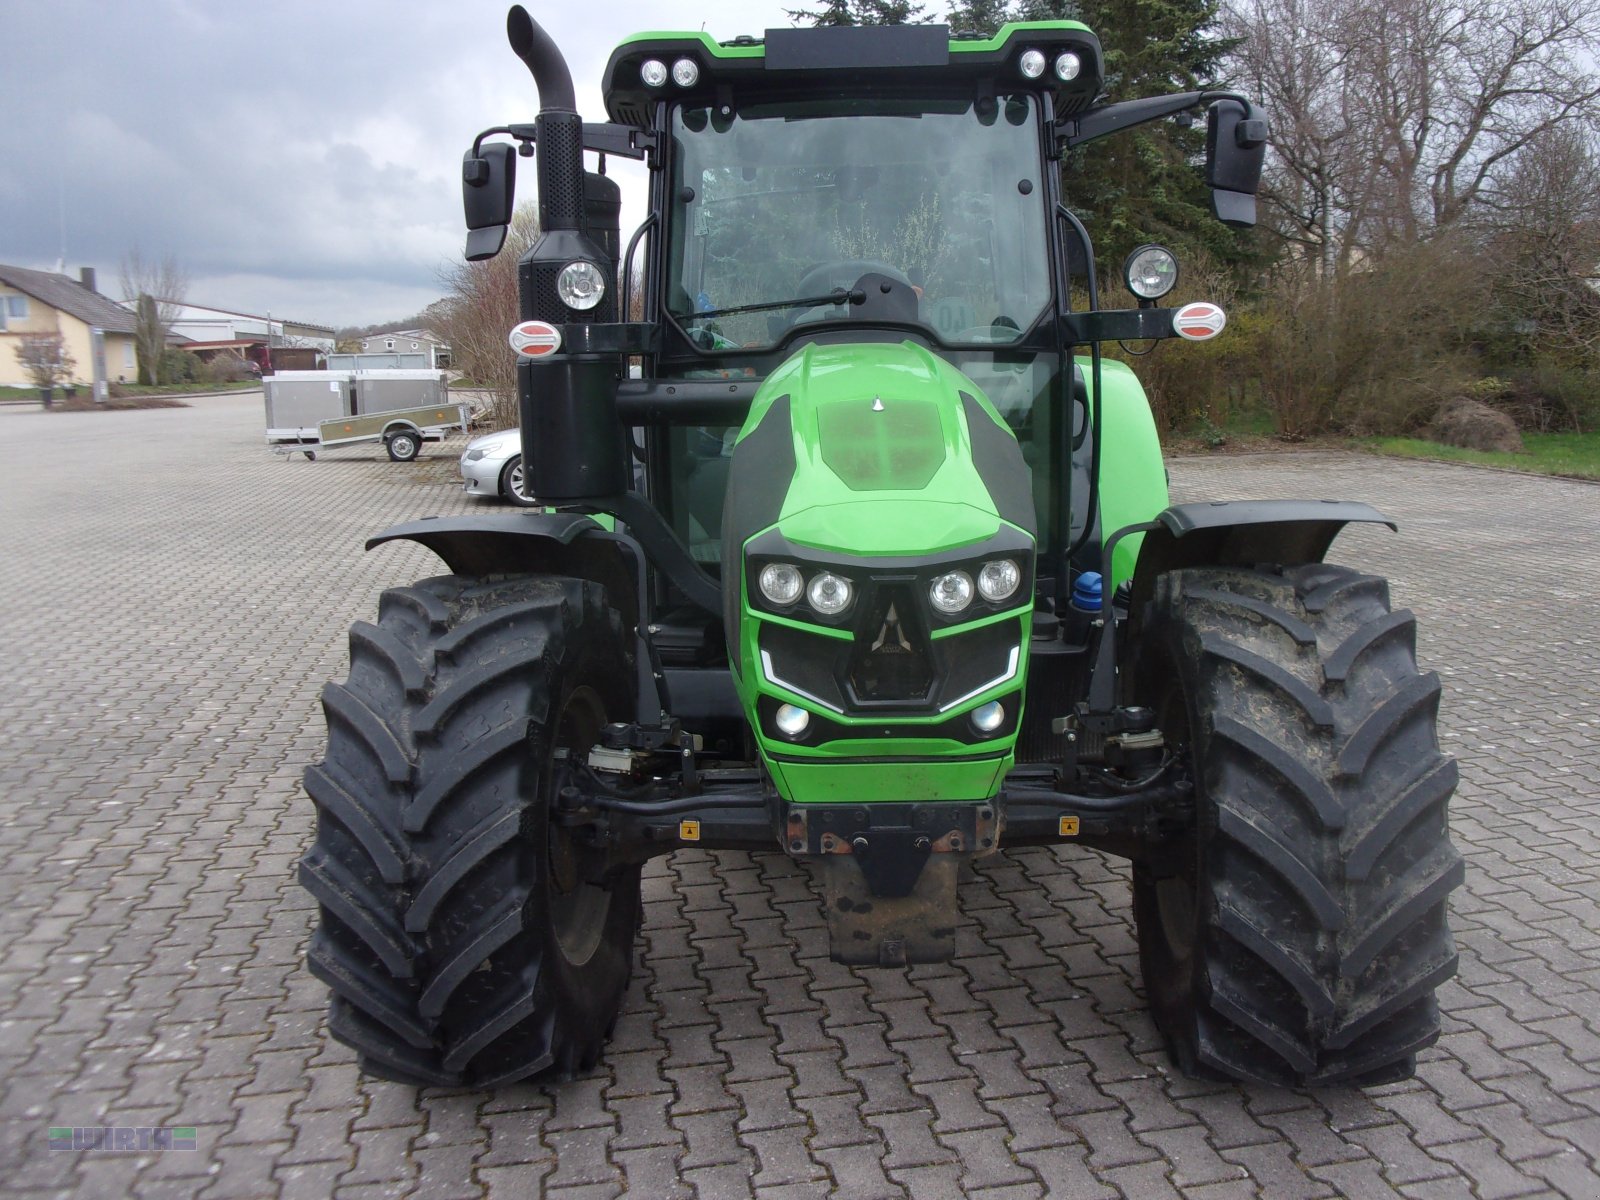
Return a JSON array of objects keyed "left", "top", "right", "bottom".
[{"left": 691, "top": 287, "right": 864, "bottom": 321}]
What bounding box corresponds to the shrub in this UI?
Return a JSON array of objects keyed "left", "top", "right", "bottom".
[
  {"left": 158, "top": 349, "right": 202, "bottom": 385},
  {"left": 16, "top": 333, "right": 77, "bottom": 390}
]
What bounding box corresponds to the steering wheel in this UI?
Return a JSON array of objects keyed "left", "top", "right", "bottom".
[
  {"left": 794, "top": 259, "right": 914, "bottom": 300},
  {"left": 788, "top": 260, "right": 917, "bottom": 329}
]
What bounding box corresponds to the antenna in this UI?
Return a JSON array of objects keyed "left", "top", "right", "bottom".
[{"left": 55, "top": 170, "right": 67, "bottom": 275}]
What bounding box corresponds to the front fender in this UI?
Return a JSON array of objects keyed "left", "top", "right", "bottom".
[
  {"left": 1126, "top": 498, "right": 1396, "bottom": 615},
  {"left": 366, "top": 512, "right": 641, "bottom": 632}
]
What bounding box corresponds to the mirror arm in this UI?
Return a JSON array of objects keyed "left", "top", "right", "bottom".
[
  {"left": 472, "top": 122, "right": 659, "bottom": 163},
  {"left": 1060, "top": 89, "right": 1254, "bottom": 148}
]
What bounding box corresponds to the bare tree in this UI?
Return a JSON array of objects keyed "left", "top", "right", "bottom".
[
  {"left": 1480, "top": 126, "right": 1600, "bottom": 383},
  {"left": 119, "top": 250, "right": 189, "bottom": 385},
  {"left": 1226, "top": 0, "right": 1600, "bottom": 270},
  {"left": 433, "top": 205, "right": 539, "bottom": 429}
]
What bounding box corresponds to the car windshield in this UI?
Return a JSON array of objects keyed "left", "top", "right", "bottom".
[{"left": 666, "top": 95, "right": 1052, "bottom": 350}]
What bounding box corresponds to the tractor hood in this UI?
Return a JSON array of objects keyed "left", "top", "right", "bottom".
[{"left": 741, "top": 341, "right": 1011, "bottom": 556}]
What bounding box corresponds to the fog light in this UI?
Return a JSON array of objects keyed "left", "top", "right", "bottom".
[
  {"left": 671, "top": 57, "right": 700, "bottom": 87},
  {"left": 775, "top": 703, "right": 810, "bottom": 737},
  {"left": 972, "top": 701, "right": 1005, "bottom": 734},
  {"left": 641, "top": 59, "right": 668, "bottom": 87}
]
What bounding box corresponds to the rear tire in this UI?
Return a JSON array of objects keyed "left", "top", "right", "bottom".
[
  {"left": 1131, "top": 564, "right": 1461, "bottom": 1086},
  {"left": 300, "top": 574, "right": 639, "bottom": 1085}
]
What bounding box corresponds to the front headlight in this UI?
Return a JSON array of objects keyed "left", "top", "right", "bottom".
[
  {"left": 465, "top": 448, "right": 486, "bottom": 461},
  {"left": 557, "top": 260, "right": 606, "bottom": 311},
  {"left": 807, "top": 572, "right": 853, "bottom": 616},
  {"left": 978, "top": 559, "right": 1021, "bottom": 603},
  {"left": 930, "top": 570, "right": 974, "bottom": 615},
  {"left": 759, "top": 562, "right": 803, "bottom": 606}
]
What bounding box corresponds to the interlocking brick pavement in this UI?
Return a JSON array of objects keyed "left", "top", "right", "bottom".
[{"left": 1, "top": 394, "right": 1597, "bottom": 1198}]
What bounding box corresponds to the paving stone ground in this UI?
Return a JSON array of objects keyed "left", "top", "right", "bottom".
[{"left": 0, "top": 393, "right": 1597, "bottom": 1199}]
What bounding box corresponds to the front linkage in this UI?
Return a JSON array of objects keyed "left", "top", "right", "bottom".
[{"left": 555, "top": 703, "right": 1194, "bottom": 965}]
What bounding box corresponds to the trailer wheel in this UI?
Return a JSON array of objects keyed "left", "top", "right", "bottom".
[
  {"left": 1131, "top": 564, "right": 1462, "bottom": 1087},
  {"left": 385, "top": 430, "right": 421, "bottom": 462},
  {"left": 300, "top": 574, "right": 640, "bottom": 1085}
]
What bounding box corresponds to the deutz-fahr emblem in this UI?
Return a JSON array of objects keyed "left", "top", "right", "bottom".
[
  {"left": 509, "top": 319, "right": 562, "bottom": 357},
  {"left": 1172, "top": 302, "right": 1226, "bottom": 341}
]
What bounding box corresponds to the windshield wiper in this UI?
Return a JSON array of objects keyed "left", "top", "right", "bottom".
[{"left": 690, "top": 287, "right": 864, "bottom": 321}]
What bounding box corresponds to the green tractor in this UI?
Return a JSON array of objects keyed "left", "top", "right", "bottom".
[{"left": 300, "top": 7, "right": 1461, "bottom": 1089}]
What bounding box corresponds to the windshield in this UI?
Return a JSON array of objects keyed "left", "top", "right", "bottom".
[{"left": 666, "top": 96, "right": 1052, "bottom": 351}]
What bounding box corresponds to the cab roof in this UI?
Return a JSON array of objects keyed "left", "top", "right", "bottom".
[{"left": 601, "top": 21, "right": 1102, "bottom": 129}]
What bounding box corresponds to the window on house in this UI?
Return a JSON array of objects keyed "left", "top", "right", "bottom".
[
  {"left": 124, "top": 341, "right": 135, "bottom": 368},
  {"left": 385, "top": 338, "right": 395, "bottom": 350},
  {"left": 0, "top": 294, "right": 27, "bottom": 329}
]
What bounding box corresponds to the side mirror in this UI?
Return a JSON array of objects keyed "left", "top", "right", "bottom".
[
  {"left": 462, "top": 142, "right": 517, "bottom": 260},
  {"left": 1204, "top": 99, "right": 1268, "bottom": 229}
]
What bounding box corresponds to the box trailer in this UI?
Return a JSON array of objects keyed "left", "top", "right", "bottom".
[{"left": 265, "top": 370, "right": 465, "bottom": 461}]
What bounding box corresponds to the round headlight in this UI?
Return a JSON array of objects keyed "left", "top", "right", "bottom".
[
  {"left": 671, "top": 58, "right": 700, "bottom": 88},
  {"left": 930, "top": 570, "right": 974, "bottom": 615},
  {"left": 1124, "top": 244, "right": 1179, "bottom": 302},
  {"left": 775, "top": 703, "right": 810, "bottom": 737},
  {"left": 557, "top": 260, "right": 606, "bottom": 311},
  {"left": 1019, "top": 49, "right": 1047, "bottom": 79},
  {"left": 807, "top": 572, "right": 853, "bottom": 616},
  {"left": 1055, "top": 51, "right": 1082, "bottom": 81},
  {"left": 758, "top": 562, "right": 803, "bottom": 606},
  {"left": 978, "top": 559, "right": 1021, "bottom": 603},
  {"left": 972, "top": 701, "right": 1006, "bottom": 734},
  {"left": 640, "top": 59, "right": 668, "bottom": 88}
]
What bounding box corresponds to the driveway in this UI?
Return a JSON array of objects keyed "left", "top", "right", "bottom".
[{"left": 0, "top": 392, "right": 1596, "bottom": 1198}]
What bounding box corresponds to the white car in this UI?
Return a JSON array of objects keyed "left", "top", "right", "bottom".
[{"left": 459, "top": 428, "right": 536, "bottom": 506}]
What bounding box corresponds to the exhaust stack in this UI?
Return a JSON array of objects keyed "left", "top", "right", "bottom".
[{"left": 506, "top": 6, "right": 583, "bottom": 234}]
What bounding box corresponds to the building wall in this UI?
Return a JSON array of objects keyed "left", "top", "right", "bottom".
[
  {"left": 0, "top": 285, "right": 139, "bottom": 387},
  {"left": 359, "top": 333, "right": 448, "bottom": 368}
]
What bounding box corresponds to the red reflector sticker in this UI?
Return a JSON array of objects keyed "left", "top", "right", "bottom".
[
  {"left": 1173, "top": 302, "right": 1226, "bottom": 341},
  {"left": 509, "top": 320, "right": 562, "bottom": 357}
]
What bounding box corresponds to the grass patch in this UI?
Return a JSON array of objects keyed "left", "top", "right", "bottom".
[
  {"left": 113, "top": 380, "right": 259, "bottom": 396},
  {"left": 52, "top": 394, "right": 189, "bottom": 411},
  {"left": 2, "top": 380, "right": 255, "bottom": 403},
  {"left": 1359, "top": 433, "right": 1600, "bottom": 480}
]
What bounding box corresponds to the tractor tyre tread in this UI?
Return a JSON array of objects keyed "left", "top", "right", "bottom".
[
  {"left": 1134, "top": 563, "right": 1461, "bottom": 1087},
  {"left": 301, "top": 573, "right": 639, "bottom": 1086}
]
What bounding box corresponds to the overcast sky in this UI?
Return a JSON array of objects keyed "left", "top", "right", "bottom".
[{"left": 2, "top": 0, "right": 834, "bottom": 328}]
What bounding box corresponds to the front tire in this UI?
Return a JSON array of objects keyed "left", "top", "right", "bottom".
[
  {"left": 500, "top": 455, "right": 537, "bottom": 507},
  {"left": 1131, "top": 564, "right": 1462, "bottom": 1086},
  {"left": 299, "top": 574, "right": 639, "bottom": 1085}
]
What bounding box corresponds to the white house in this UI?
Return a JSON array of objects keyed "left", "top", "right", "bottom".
[{"left": 358, "top": 328, "right": 451, "bottom": 369}]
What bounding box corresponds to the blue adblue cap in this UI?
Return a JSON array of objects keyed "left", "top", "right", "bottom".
[{"left": 1071, "top": 571, "right": 1104, "bottom": 611}]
